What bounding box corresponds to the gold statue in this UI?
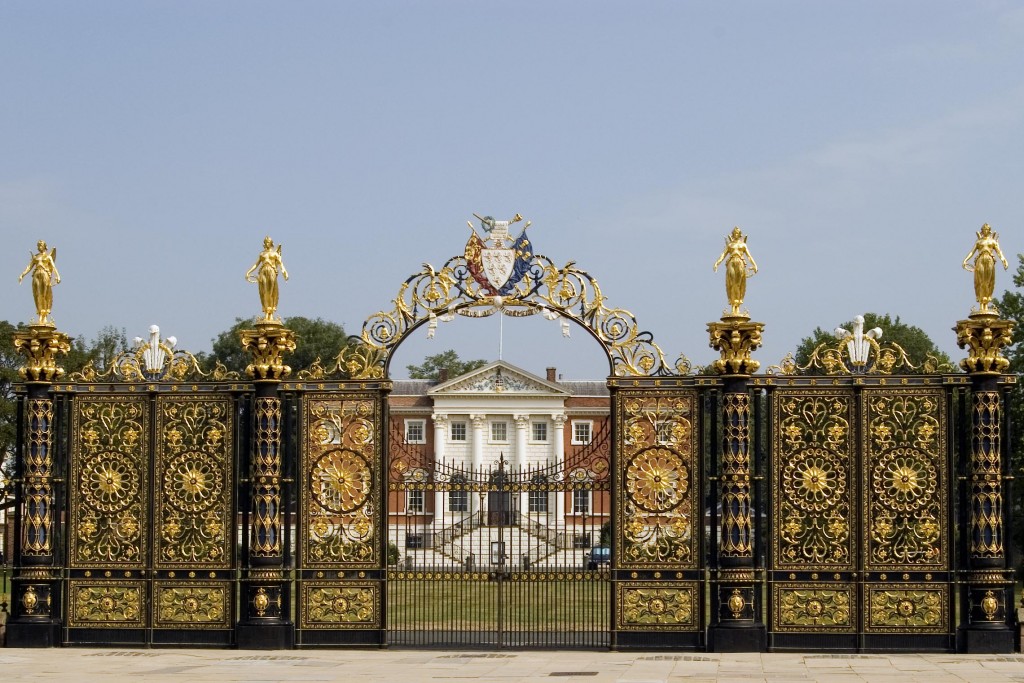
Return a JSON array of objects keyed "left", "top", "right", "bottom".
[
  {"left": 713, "top": 227, "right": 758, "bottom": 317},
  {"left": 246, "top": 236, "right": 289, "bottom": 321},
  {"left": 962, "top": 223, "right": 1008, "bottom": 314},
  {"left": 18, "top": 240, "right": 61, "bottom": 325}
]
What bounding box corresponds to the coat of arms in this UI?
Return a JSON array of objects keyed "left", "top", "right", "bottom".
[{"left": 465, "top": 213, "right": 534, "bottom": 296}]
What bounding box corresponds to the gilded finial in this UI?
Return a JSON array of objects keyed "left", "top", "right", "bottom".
[
  {"left": 18, "top": 240, "right": 60, "bottom": 326},
  {"left": 962, "top": 223, "right": 1009, "bottom": 316},
  {"left": 713, "top": 227, "right": 757, "bottom": 318},
  {"left": 245, "top": 236, "right": 289, "bottom": 321}
]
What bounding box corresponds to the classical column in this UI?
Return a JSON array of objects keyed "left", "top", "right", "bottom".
[
  {"left": 553, "top": 414, "right": 566, "bottom": 525},
  {"left": 955, "top": 311, "right": 1015, "bottom": 652},
  {"left": 707, "top": 313, "right": 766, "bottom": 652},
  {"left": 515, "top": 414, "right": 530, "bottom": 520},
  {"left": 5, "top": 323, "right": 70, "bottom": 647},
  {"left": 470, "top": 414, "right": 486, "bottom": 515},
  {"left": 236, "top": 319, "right": 297, "bottom": 649},
  {"left": 433, "top": 414, "right": 448, "bottom": 526}
]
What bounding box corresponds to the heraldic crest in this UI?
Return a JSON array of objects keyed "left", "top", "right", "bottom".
[{"left": 465, "top": 213, "right": 534, "bottom": 295}]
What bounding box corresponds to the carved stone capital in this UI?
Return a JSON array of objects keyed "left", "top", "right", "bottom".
[
  {"left": 552, "top": 413, "right": 567, "bottom": 428},
  {"left": 240, "top": 321, "right": 297, "bottom": 381},
  {"left": 955, "top": 314, "right": 1014, "bottom": 376},
  {"left": 707, "top": 316, "right": 764, "bottom": 376},
  {"left": 13, "top": 324, "right": 71, "bottom": 382}
]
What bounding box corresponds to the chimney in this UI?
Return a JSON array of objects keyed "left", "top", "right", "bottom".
[
  {"left": 438, "top": 368, "right": 449, "bottom": 382},
  {"left": 546, "top": 367, "right": 557, "bottom": 382}
]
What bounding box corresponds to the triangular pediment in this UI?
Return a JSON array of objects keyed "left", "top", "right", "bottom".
[{"left": 428, "top": 360, "right": 569, "bottom": 397}]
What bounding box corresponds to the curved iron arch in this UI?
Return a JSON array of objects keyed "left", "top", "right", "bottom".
[{"left": 340, "top": 252, "right": 690, "bottom": 379}]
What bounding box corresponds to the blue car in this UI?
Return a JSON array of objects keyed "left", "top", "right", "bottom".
[{"left": 585, "top": 546, "right": 610, "bottom": 570}]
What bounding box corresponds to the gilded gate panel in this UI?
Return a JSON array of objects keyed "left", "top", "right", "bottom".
[
  {"left": 774, "top": 585, "right": 853, "bottom": 630},
  {"left": 70, "top": 396, "right": 149, "bottom": 569},
  {"left": 863, "top": 388, "right": 946, "bottom": 571},
  {"left": 301, "top": 393, "right": 380, "bottom": 568},
  {"left": 773, "top": 390, "right": 855, "bottom": 571},
  {"left": 615, "top": 390, "right": 699, "bottom": 569},
  {"left": 301, "top": 583, "right": 381, "bottom": 629},
  {"left": 68, "top": 580, "right": 146, "bottom": 627},
  {"left": 616, "top": 582, "right": 698, "bottom": 630},
  {"left": 154, "top": 395, "right": 234, "bottom": 568},
  {"left": 153, "top": 582, "right": 230, "bottom": 628},
  {"left": 865, "top": 584, "right": 948, "bottom": 631}
]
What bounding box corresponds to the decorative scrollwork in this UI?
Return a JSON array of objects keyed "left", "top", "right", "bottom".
[
  {"left": 777, "top": 587, "right": 852, "bottom": 630},
  {"left": 71, "top": 398, "right": 148, "bottom": 567},
  {"left": 774, "top": 392, "right": 854, "bottom": 568},
  {"left": 22, "top": 399, "right": 55, "bottom": 555},
  {"left": 69, "top": 582, "right": 144, "bottom": 627},
  {"left": 349, "top": 253, "right": 679, "bottom": 378},
  {"left": 866, "top": 390, "right": 945, "bottom": 569},
  {"left": 867, "top": 587, "right": 945, "bottom": 630},
  {"left": 303, "top": 395, "right": 380, "bottom": 567},
  {"left": 156, "top": 397, "right": 232, "bottom": 566},
  {"left": 617, "top": 583, "right": 697, "bottom": 630},
  {"left": 156, "top": 584, "right": 228, "bottom": 627},
  {"left": 617, "top": 392, "right": 697, "bottom": 567},
  {"left": 302, "top": 585, "right": 379, "bottom": 627}
]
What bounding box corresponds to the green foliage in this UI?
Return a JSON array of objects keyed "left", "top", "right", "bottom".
[
  {"left": 793, "top": 313, "right": 953, "bottom": 374},
  {"left": 387, "top": 541, "right": 400, "bottom": 566},
  {"left": 993, "top": 254, "right": 1024, "bottom": 572},
  {"left": 208, "top": 316, "right": 349, "bottom": 373},
  {"left": 407, "top": 350, "right": 488, "bottom": 380}
]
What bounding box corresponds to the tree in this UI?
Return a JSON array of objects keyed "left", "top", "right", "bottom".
[
  {"left": 793, "top": 312, "right": 953, "bottom": 373},
  {"left": 993, "top": 254, "right": 1024, "bottom": 572},
  {"left": 88, "top": 325, "right": 130, "bottom": 371},
  {"left": 407, "top": 350, "right": 488, "bottom": 380},
  {"left": 208, "top": 316, "right": 349, "bottom": 374}
]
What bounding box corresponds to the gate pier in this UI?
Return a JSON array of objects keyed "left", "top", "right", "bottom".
[
  {"left": 707, "top": 316, "right": 767, "bottom": 652},
  {"left": 235, "top": 320, "right": 297, "bottom": 649},
  {"left": 5, "top": 324, "right": 70, "bottom": 647},
  {"left": 956, "top": 313, "right": 1016, "bottom": 653}
]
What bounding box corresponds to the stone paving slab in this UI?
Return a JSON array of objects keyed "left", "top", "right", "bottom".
[{"left": 1, "top": 649, "right": 1023, "bottom": 682}]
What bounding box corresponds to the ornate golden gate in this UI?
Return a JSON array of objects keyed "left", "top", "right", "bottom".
[{"left": 2, "top": 221, "right": 1017, "bottom": 653}]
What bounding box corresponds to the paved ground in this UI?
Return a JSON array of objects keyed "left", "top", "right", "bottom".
[{"left": 1, "top": 649, "right": 1024, "bottom": 683}]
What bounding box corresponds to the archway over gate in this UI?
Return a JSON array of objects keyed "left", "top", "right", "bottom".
[{"left": 293, "top": 215, "right": 704, "bottom": 648}]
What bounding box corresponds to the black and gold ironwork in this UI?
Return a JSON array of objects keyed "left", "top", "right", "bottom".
[
  {"left": 613, "top": 386, "right": 704, "bottom": 648},
  {"left": 387, "top": 444, "right": 611, "bottom": 648},
  {"left": 296, "top": 390, "right": 384, "bottom": 645},
  {"left": 13, "top": 324, "right": 71, "bottom": 383},
  {"left": 955, "top": 277, "right": 1016, "bottom": 651},
  {"left": 354, "top": 252, "right": 688, "bottom": 379},
  {"left": 61, "top": 391, "right": 237, "bottom": 645},
  {"left": 767, "top": 381, "right": 955, "bottom": 651},
  {"left": 7, "top": 221, "right": 1020, "bottom": 654},
  {"left": 707, "top": 259, "right": 766, "bottom": 651}
]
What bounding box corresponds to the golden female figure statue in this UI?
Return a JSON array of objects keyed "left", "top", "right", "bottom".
[
  {"left": 246, "top": 236, "right": 289, "bottom": 321},
  {"left": 18, "top": 240, "right": 61, "bottom": 325},
  {"left": 713, "top": 227, "right": 758, "bottom": 317},
  {"left": 962, "top": 223, "right": 1008, "bottom": 314}
]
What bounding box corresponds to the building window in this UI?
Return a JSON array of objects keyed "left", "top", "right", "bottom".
[
  {"left": 407, "top": 490, "right": 425, "bottom": 514},
  {"left": 656, "top": 421, "right": 674, "bottom": 445},
  {"left": 404, "top": 419, "right": 426, "bottom": 444},
  {"left": 528, "top": 490, "right": 548, "bottom": 513},
  {"left": 449, "top": 476, "right": 468, "bottom": 512},
  {"left": 572, "top": 490, "right": 590, "bottom": 514},
  {"left": 531, "top": 421, "right": 548, "bottom": 442},
  {"left": 449, "top": 490, "right": 468, "bottom": 512},
  {"left": 490, "top": 421, "right": 508, "bottom": 442},
  {"left": 450, "top": 421, "right": 467, "bottom": 442},
  {"left": 572, "top": 420, "right": 592, "bottom": 445}
]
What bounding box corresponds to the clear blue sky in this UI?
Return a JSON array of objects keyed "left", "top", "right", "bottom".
[{"left": 2, "top": 2, "right": 1023, "bottom": 378}]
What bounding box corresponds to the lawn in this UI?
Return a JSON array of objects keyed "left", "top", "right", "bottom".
[{"left": 387, "top": 576, "right": 610, "bottom": 632}]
